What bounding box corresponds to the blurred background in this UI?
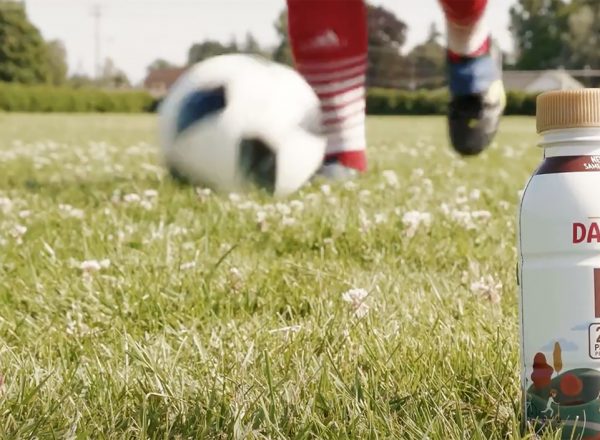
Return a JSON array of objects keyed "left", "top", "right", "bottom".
[{"left": 0, "top": 0, "right": 598, "bottom": 113}]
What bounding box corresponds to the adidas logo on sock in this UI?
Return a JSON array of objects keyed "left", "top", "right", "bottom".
[{"left": 303, "top": 30, "right": 340, "bottom": 50}]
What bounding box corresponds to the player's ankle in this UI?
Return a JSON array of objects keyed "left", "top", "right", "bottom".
[
  {"left": 324, "top": 151, "right": 366, "bottom": 172},
  {"left": 447, "top": 36, "right": 491, "bottom": 63}
]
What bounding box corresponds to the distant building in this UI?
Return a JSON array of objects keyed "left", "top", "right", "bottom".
[
  {"left": 144, "top": 67, "right": 187, "bottom": 98},
  {"left": 503, "top": 70, "right": 584, "bottom": 93}
]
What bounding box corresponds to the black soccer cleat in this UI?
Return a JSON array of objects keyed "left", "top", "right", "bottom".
[{"left": 447, "top": 47, "right": 506, "bottom": 156}]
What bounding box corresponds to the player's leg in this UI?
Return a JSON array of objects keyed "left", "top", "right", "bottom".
[
  {"left": 439, "top": 0, "right": 505, "bottom": 156},
  {"left": 287, "top": 0, "right": 368, "bottom": 178}
]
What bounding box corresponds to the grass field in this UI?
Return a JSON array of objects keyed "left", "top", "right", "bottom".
[{"left": 0, "top": 114, "right": 559, "bottom": 439}]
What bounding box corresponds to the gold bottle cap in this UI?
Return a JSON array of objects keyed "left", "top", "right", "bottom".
[{"left": 537, "top": 89, "right": 600, "bottom": 134}]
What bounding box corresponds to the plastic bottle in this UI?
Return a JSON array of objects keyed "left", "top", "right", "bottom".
[{"left": 519, "top": 89, "right": 600, "bottom": 438}]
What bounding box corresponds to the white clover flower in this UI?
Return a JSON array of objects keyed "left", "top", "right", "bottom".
[
  {"left": 256, "top": 210, "right": 268, "bottom": 231},
  {"left": 228, "top": 193, "right": 241, "bottom": 203},
  {"left": 256, "top": 210, "right": 267, "bottom": 224},
  {"left": 18, "top": 210, "right": 32, "bottom": 219},
  {"left": 143, "top": 189, "right": 158, "bottom": 198},
  {"left": 342, "top": 288, "right": 369, "bottom": 303},
  {"left": 282, "top": 216, "right": 296, "bottom": 226},
  {"left": 359, "top": 189, "right": 371, "bottom": 200},
  {"left": 140, "top": 200, "right": 154, "bottom": 211},
  {"left": 123, "top": 193, "right": 141, "bottom": 204},
  {"left": 471, "top": 210, "right": 492, "bottom": 220},
  {"left": 343, "top": 180, "right": 357, "bottom": 191},
  {"left": 470, "top": 275, "right": 503, "bottom": 304},
  {"left": 449, "top": 209, "right": 476, "bottom": 230},
  {"left": 170, "top": 225, "right": 189, "bottom": 236},
  {"left": 180, "top": 261, "right": 197, "bottom": 271},
  {"left": 276, "top": 203, "right": 291, "bottom": 216},
  {"left": 470, "top": 189, "right": 481, "bottom": 200},
  {"left": 354, "top": 302, "right": 370, "bottom": 319},
  {"left": 342, "top": 288, "right": 370, "bottom": 318},
  {"left": 269, "top": 325, "right": 302, "bottom": 334},
  {"left": 219, "top": 243, "right": 233, "bottom": 253},
  {"left": 326, "top": 196, "right": 339, "bottom": 206},
  {"left": 289, "top": 200, "right": 304, "bottom": 211},
  {"left": 382, "top": 170, "right": 399, "bottom": 188},
  {"left": 320, "top": 184, "right": 331, "bottom": 196},
  {"left": 237, "top": 201, "right": 255, "bottom": 210},
  {"left": 0, "top": 197, "right": 13, "bottom": 213},
  {"left": 455, "top": 186, "right": 468, "bottom": 204},
  {"left": 374, "top": 213, "right": 387, "bottom": 224},
  {"left": 196, "top": 187, "right": 212, "bottom": 201},
  {"left": 59, "top": 204, "right": 85, "bottom": 219},
  {"left": 359, "top": 209, "right": 371, "bottom": 232},
  {"left": 498, "top": 200, "right": 511, "bottom": 210},
  {"left": 229, "top": 267, "right": 244, "bottom": 291},
  {"left": 10, "top": 224, "right": 27, "bottom": 239},
  {"left": 79, "top": 259, "right": 110, "bottom": 273},
  {"left": 402, "top": 211, "right": 432, "bottom": 238},
  {"left": 209, "top": 331, "right": 222, "bottom": 349}
]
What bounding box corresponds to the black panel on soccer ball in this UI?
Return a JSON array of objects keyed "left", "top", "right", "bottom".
[
  {"left": 176, "top": 86, "right": 226, "bottom": 135},
  {"left": 239, "top": 138, "right": 276, "bottom": 193}
]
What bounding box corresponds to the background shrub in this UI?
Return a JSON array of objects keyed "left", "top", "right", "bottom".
[
  {"left": 0, "top": 82, "right": 155, "bottom": 113},
  {"left": 366, "top": 88, "right": 537, "bottom": 116},
  {"left": 0, "top": 82, "right": 538, "bottom": 115}
]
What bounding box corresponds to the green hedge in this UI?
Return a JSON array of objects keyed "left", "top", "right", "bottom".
[
  {"left": 0, "top": 83, "right": 155, "bottom": 113},
  {"left": 0, "top": 82, "right": 538, "bottom": 115},
  {"left": 366, "top": 88, "right": 538, "bottom": 116}
]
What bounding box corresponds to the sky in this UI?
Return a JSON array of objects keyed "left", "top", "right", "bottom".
[{"left": 25, "top": 0, "right": 518, "bottom": 85}]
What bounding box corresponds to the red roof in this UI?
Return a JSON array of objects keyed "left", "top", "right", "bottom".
[{"left": 144, "top": 67, "right": 187, "bottom": 91}]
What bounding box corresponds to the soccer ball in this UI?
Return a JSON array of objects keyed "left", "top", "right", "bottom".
[{"left": 159, "top": 54, "right": 325, "bottom": 197}]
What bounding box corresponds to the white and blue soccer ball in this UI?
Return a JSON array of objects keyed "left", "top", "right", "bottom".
[{"left": 159, "top": 54, "right": 325, "bottom": 197}]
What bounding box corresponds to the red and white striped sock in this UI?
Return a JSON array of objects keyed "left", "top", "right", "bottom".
[
  {"left": 439, "top": 0, "right": 490, "bottom": 58},
  {"left": 288, "top": 0, "right": 368, "bottom": 172}
]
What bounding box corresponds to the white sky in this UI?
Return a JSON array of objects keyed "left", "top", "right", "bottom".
[{"left": 25, "top": 0, "right": 517, "bottom": 85}]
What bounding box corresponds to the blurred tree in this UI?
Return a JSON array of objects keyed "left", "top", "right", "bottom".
[
  {"left": 188, "top": 40, "right": 238, "bottom": 64},
  {"left": 67, "top": 73, "right": 96, "bottom": 88},
  {"left": 553, "top": 342, "right": 563, "bottom": 374},
  {"left": 242, "top": 32, "right": 261, "bottom": 54},
  {"left": 565, "top": 0, "right": 600, "bottom": 68},
  {"left": 272, "top": 10, "right": 293, "bottom": 66},
  {"left": 146, "top": 58, "right": 177, "bottom": 73},
  {"left": 46, "top": 40, "right": 68, "bottom": 85},
  {"left": 509, "top": 0, "right": 570, "bottom": 69},
  {"left": 406, "top": 23, "right": 445, "bottom": 89},
  {"left": 98, "top": 58, "right": 130, "bottom": 88},
  {"left": 366, "top": 4, "right": 408, "bottom": 88},
  {"left": 0, "top": 0, "right": 51, "bottom": 83}
]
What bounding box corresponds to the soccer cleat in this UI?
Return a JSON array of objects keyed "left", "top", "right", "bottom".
[
  {"left": 447, "top": 46, "right": 506, "bottom": 156},
  {"left": 316, "top": 161, "right": 359, "bottom": 181}
]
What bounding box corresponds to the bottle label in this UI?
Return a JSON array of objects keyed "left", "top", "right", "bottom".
[
  {"left": 521, "top": 160, "right": 600, "bottom": 437},
  {"left": 523, "top": 264, "right": 600, "bottom": 436},
  {"left": 537, "top": 155, "right": 600, "bottom": 175}
]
